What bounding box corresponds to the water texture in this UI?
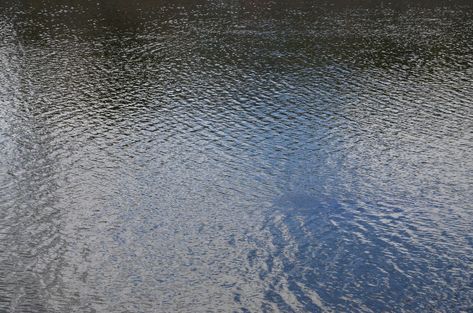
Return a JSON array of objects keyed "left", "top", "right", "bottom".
[{"left": 0, "top": 1, "right": 472, "bottom": 312}]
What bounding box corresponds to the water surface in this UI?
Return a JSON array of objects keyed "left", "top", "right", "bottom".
[{"left": 0, "top": 1, "right": 472, "bottom": 312}]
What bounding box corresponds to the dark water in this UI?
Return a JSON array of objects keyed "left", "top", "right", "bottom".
[{"left": 1, "top": 1, "right": 472, "bottom": 312}]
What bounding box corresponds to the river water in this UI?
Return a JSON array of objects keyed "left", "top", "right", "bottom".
[{"left": 0, "top": 1, "right": 472, "bottom": 312}]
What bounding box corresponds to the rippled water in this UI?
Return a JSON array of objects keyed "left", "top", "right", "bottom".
[{"left": 1, "top": 1, "right": 472, "bottom": 312}]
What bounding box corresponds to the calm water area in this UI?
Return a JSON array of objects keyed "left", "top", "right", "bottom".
[{"left": 0, "top": 1, "right": 472, "bottom": 312}]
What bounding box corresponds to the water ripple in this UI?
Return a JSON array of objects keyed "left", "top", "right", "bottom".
[{"left": 1, "top": 1, "right": 472, "bottom": 312}]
